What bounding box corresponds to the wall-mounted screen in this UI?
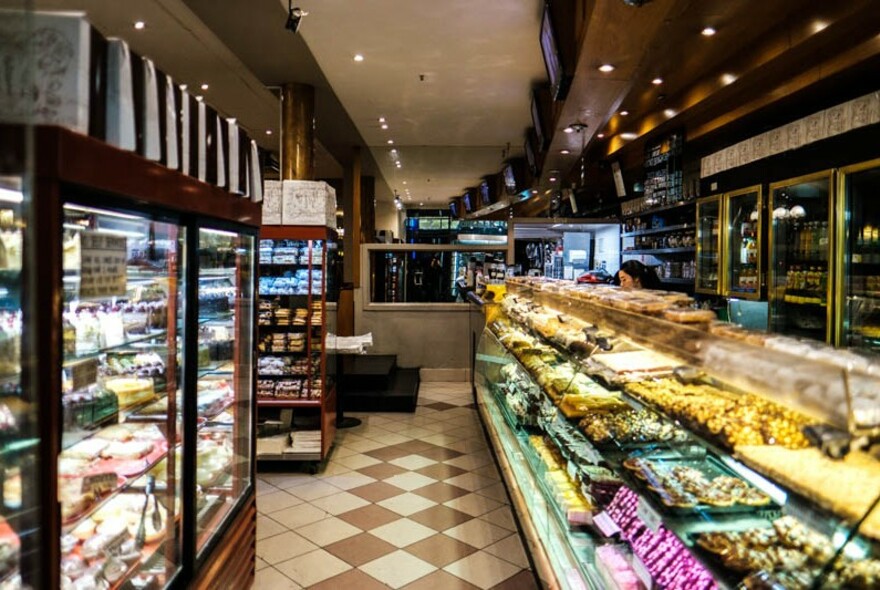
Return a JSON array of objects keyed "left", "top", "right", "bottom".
[{"left": 540, "top": 3, "right": 571, "bottom": 101}]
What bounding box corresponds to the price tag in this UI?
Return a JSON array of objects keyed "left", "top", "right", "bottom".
[
  {"left": 593, "top": 510, "right": 621, "bottom": 537},
  {"left": 632, "top": 554, "right": 653, "bottom": 590},
  {"left": 81, "top": 472, "right": 118, "bottom": 495},
  {"left": 70, "top": 358, "right": 99, "bottom": 392},
  {"left": 637, "top": 497, "right": 664, "bottom": 533}
]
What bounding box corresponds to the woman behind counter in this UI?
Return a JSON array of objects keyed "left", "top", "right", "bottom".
[{"left": 613, "top": 260, "right": 661, "bottom": 290}]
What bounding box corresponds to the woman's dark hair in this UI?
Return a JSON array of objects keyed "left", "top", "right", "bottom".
[{"left": 613, "top": 260, "right": 661, "bottom": 289}]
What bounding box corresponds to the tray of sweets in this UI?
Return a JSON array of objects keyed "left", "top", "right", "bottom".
[
  {"left": 578, "top": 406, "right": 691, "bottom": 451},
  {"left": 621, "top": 450, "right": 776, "bottom": 516}
]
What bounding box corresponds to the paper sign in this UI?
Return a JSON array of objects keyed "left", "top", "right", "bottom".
[
  {"left": 79, "top": 231, "right": 127, "bottom": 298},
  {"left": 593, "top": 510, "right": 621, "bottom": 537},
  {"left": 70, "top": 358, "right": 99, "bottom": 392},
  {"left": 637, "top": 497, "right": 663, "bottom": 533},
  {"left": 632, "top": 554, "right": 653, "bottom": 589},
  {"left": 81, "top": 472, "right": 118, "bottom": 495}
]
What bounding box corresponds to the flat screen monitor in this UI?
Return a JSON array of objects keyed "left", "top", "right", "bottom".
[
  {"left": 540, "top": 3, "right": 571, "bottom": 101},
  {"left": 531, "top": 87, "right": 550, "bottom": 149},
  {"left": 449, "top": 199, "right": 460, "bottom": 219},
  {"left": 478, "top": 180, "right": 491, "bottom": 207},
  {"left": 524, "top": 130, "right": 540, "bottom": 177},
  {"left": 503, "top": 158, "right": 526, "bottom": 195},
  {"left": 463, "top": 189, "right": 476, "bottom": 213}
]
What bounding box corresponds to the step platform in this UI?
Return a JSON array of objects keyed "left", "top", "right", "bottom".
[{"left": 338, "top": 354, "right": 420, "bottom": 413}]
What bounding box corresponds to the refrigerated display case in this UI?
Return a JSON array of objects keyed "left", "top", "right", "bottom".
[
  {"left": 256, "top": 227, "right": 338, "bottom": 462},
  {"left": 837, "top": 158, "right": 880, "bottom": 352},
  {"left": 723, "top": 186, "right": 763, "bottom": 300},
  {"left": 695, "top": 196, "right": 721, "bottom": 294},
  {"left": 0, "top": 124, "right": 259, "bottom": 589},
  {"left": 769, "top": 171, "right": 834, "bottom": 342},
  {"left": 475, "top": 277, "right": 880, "bottom": 590}
]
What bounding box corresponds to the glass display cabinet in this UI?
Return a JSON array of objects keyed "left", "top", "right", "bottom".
[
  {"left": 0, "top": 125, "right": 260, "bottom": 589},
  {"left": 256, "top": 227, "right": 338, "bottom": 462},
  {"left": 695, "top": 196, "right": 722, "bottom": 295},
  {"left": 836, "top": 158, "right": 880, "bottom": 352},
  {"left": 475, "top": 277, "right": 880, "bottom": 590},
  {"left": 723, "top": 186, "right": 762, "bottom": 300},
  {"left": 769, "top": 171, "right": 834, "bottom": 342}
]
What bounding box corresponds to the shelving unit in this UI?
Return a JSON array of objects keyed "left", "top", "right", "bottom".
[{"left": 256, "top": 227, "right": 338, "bottom": 463}]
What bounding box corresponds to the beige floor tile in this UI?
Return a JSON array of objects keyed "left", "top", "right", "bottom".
[
  {"left": 258, "top": 472, "right": 314, "bottom": 490},
  {"left": 322, "top": 471, "right": 377, "bottom": 490},
  {"left": 256, "top": 530, "right": 319, "bottom": 565},
  {"left": 285, "top": 480, "right": 341, "bottom": 502},
  {"left": 345, "top": 438, "right": 388, "bottom": 453},
  {"left": 370, "top": 432, "right": 413, "bottom": 446},
  {"left": 370, "top": 517, "right": 437, "bottom": 548},
  {"left": 389, "top": 454, "right": 437, "bottom": 471},
  {"left": 270, "top": 502, "right": 329, "bottom": 530},
  {"left": 483, "top": 534, "right": 530, "bottom": 569},
  {"left": 332, "top": 452, "right": 383, "bottom": 470},
  {"left": 384, "top": 471, "right": 437, "bottom": 492},
  {"left": 444, "top": 452, "right": 494, "bottom": 471},
  {"left": 444, "top": 493, "right": 504, "bottom": 517},
  {"left": 359, "top": 549, "right": 437, "bottom": 589},
  {"left": 255, "top": 556, "right": 270, "bottom": 571},
  {"left": 319, "top": 461, "right": 353, "bottom": 476},
  {"left": 377, "top": 492, "right": 437, "bottom": 517},
  {"left": 256, "top": 478, "right": 279, "bottom": 497},
  {"left": 309, "top": 490, "right": 371, "bottom": 515},
  {"left": 294, "top": 515, "right": 362, "bottom": 546},
  {"left": 444, "top": 472, "right": 497, "bottom": 492},
  {"left": 275, "top": 548, "right": 352, "bottom": 587},
  {"left": 256, "top": 515, "right": 288, "bottom": 541},
  {"left": 252, "top": 566, "right": 302, "bottom": 589},
  {"left": 444, "top": 518, "right": 512, "bottom": 549},
  {"left": 443, "top": 551, "right": 522, "bottom": 589},
  {"left": 257, "top": 490, "right": 303, "bottom": 514}
]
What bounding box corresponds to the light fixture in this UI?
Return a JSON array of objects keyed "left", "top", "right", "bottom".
[
  {"left": 390, "top": 148, "right": 397, "bottom": 154},
  {"left": 285, "top": 2, "right": 308, "bottom": 34},
  {"left": 200, "top": 83, "right": 209, "bottom": 91},
  {"left": 381, "top": 124, "right": 389, "bottom": 130},
  {"left": 598, "top": 64, "right": 615, "bottom": 73},
  {"left": 812, "top": 20, "right": 828, "bottom": 34},
  {"left": 663, "top": 108, "right": 677, "bottom": 118},
  {"left": 597, "top": 133, "right": 605, "bottom": 139},
  {"left": 619, "top": 110, "right": 629, "bottom": 116},
  {"left": 560, "top": 149, "right": 571, "bottom": 155},
  {"left": 134, "top": 21, "right": 145, "bottom": 30},
  {"left": 549, "top": 176, "right": 558, "bottom": 182},
  {"left": 195, "top": 95, "right": 203, "bottom": 101},
  {"left": 721, "top": 73, "right": 737, "bottom": 85},
  {"left": 265, "top": 130, "right": 273, "bottom": 135},
  {"left": 652, "top": 77, "right": 663, "bottom": 85},
  {"left": 531, "top": 190, "right": 538, "bottom": 194},
  {"left": 701, "top": 26, "right": 716, "bottom": 36},
  {"left": 179, "top": 84, "right": 188, "bottom": 91},
  {"left": 402, "top": 181, "right": 407, "bottom": 185},
  {"left": 378, "top": 116, "right": 386, "bottom": 123},
  {"left": 620, "top": 132, "right": 637, "bottom": 140},
  {"left": 0, "top": 187, "right": 23, "bottom": 204},
  {"left": 563, "top": 126, "right": 575, "bottom": 133},
  {"left": 420, "top": 202, "right": 424, "bottom": 206},
  {"left": 387, "top": 139, "right": 394, "bottom": 145},
  {"left": 353, "top": 54, "right": 365, "bottom": 62}
]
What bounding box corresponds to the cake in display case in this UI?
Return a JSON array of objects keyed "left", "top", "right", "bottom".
[{"left": 474, "top": 276, "right": 880, "bottom": 590}]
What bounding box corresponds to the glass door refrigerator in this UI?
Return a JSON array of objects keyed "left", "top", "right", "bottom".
[
  {"left": 836, "top": 158, "right": 880, "bottom": 352},
  {"left": 695, "top": 195, "right": 722, "bottom": 295},
  {"left": 723, "top": 186, "right": 763, "bottom": 300},
  {"left": 768, "top": 171, "right": 834, "bottom": 342}
]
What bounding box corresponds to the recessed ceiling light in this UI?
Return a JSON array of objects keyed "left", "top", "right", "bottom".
[
  {"left": 721, "top": 73, "right": 737, "bottom": 85},
  {"left": 812, "top": 20, "right": 828, "bottom": 33},
  {"left": 663, "top": 108, "right": 677, "bottom": 118},
  {"left": 265, "top": 130, "right": 273, "bottom": 135},
  {"left": 549, "top": 176, "right": 558, "bottom": 182},
  {"left": 195, "top": 95, "right": 203, "bottom": 102},
  {"left": 620, "top": 132, "right": 638, "bottom": 140},
  {"left": 387, "top": 139, "right": 394, "bottom": 145},
  {"left": 598, "top": 64, "right": 615, "bottom": 73},
  {"left": 563, "top": 126, "right": 575, "bottom": 134},
  {"left": 652, "top": 77, "right": 663, "bottom": 85},
  {"left": 378, "top": 116, "right": 386, "bottom": 123},
  {"left": 390, "top": 148, "right": 397, "bottom": 154},
  {"left": 179, "top": 84, "right": 188, "bottom": 91},
  {"left": 560, "top": 149, "right": 571, "bottom": 155},
  {"left": 200, "top": 83, "right": 209, "bottom": 91},
  {"left": 701, "top": 26, "right": 716, "bottom": 36},
  {"left": 420, "top": 202, "right": 424, "bottom": 206},
  {"left": 597, "top": 133, "right": 605, "bottom": 139},
  {"left": 353, "top": 54, "right": 365, "bottom": 62},
  {"left": 620, "top": 110, "right": 629, "bottom": 116},
  {"left": 402, "top": 181, "right": 407, "bottom": 185},
  {"left": 134, "top": 21, "right": 145, "bottom": 30},
  {"left": 381, "top": 124, "right": 389, "bottom": 130},
  {"left": 531, "top": 190, "right": 539, "bottom": 194}
]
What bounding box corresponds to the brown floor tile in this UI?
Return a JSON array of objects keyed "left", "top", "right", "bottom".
[
  {"left": 412, "top": 482, "right": 470, "bottom": 503},
  {"left": 415, "top": 462, "right": 468, "bottom": 480},
  {"left": 418, "top": 446, "right": 464, "bottom": 461},
  {"left": 365, "top": 445, "right": 414, "bottom": 461},
  {"left": 324, "top": 532, "right": 398, "bottom": 567},
  {"left": 347, "top": 481, "right": 407, "bottom": 503},
  {"left": 402, "top": 569, "right": 481, "bottom": 590},
  {"left": 309, "top": 567, "right": 391, "bottom": 590},
  {"left": 489, "top": 569, "right": 539, "bottom": 590},
  {"left": 395, "top": 440, "right": 436, "bottom": 453},
  {"left": 337, "top": 503, "right": 402, "bottom": 530},
  {"left": 404, "top": 534, "right": 478, "bottom": 568},
  {"left": 408, "top": 504, "right": 474, "bottom": 532},
  {"left": 426, "top": 401, "right": 457, "bottom": 410},
  {"left": 358, "top": 462, "right": 409, "bottom": 480}
]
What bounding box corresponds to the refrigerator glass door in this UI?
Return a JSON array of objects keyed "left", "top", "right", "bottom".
[
  {"left": 769, "top": 172, "right": 833, "bottom": 342},
  {"left": 839, "top": 159, "right": 880, "bottom": 352},
  {"left": 695, "top": 196, "right": 722, "bottom": 294},
  {"left": 725, "top": 187, "right": 762, "bottom": 300}
]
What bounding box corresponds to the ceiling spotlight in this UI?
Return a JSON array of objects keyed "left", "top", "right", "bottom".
[
  {"left": 531, "top": 190, "right": 539, "bottom": 195},
  {"left": 134, "top": 21, "right": 145, "bottom": 30},
  {"left": 195, "top": 95, "right": 203, "bottom": 102},
  {"left": 560, "top": 149, "right": 571, "bottom": 155},
  {"left": 402, "top": 181, "right": 407, "bottom": 185},
  {"left": 620, "top": 132, "right": 638, "bottom": 140},
  {"left": 812, "top": 20, "right": 828, "bottom": 33},
  {"left": 420, "top": 202, "right": 424, "bottom": 206},
  {"left": 652, "top": 77, "right": 663, "bottom": 85},
  {"left": 564, "top": 126, "right": 575, "bottom": 133},
  {"left": 265, "top": 130, "right": 273, "bottom": 135},
  {"left": 549, "top": 176, "right": 558, "bottom": 182},
  {"left": 619, "top": 110, "right": 629, "bottom": 116},
  {"left": 597, "top": 133, "right": 605, "bottom": 139},
  {"left": 378, "top": 116, "right": 386, "bottom": 123},
  {"left": 387, "top": 139, "right": 394, "bottom": 144},
  {"left": 701, "top": 26, "right": 716, "bottom": 36},
  {"left": 381, "top": 123, "right": 389, "bottom": 130},
  {"left": 285, "top": 2, "right": 308, "bottom": 34},
  {"left": 200, "top": 83, "right": 209, "bottom": 91},
  {"left": 390, "top": 148, "right": 397, "bottom": 154},
  {"left": 663, "top": 108, "right": 677, "bottom": 118},
  {"left": 721, "top": 73, "right": 737, "bottom": 85},
  {"left": 353, "top": 54, "right": 365, "bottom": 62},
  {"left": 179, "top": 84, "right": 188, "bottom": 91},
  {"left": 598, "top": 64, "right": 615, "bottom": 73}
]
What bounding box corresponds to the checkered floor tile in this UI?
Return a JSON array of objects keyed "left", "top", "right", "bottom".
[{"left": 254, "top": 382, "right": 538, "bottom": 589}]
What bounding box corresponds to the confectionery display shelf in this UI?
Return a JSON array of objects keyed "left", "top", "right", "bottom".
[{"left": 474, "top": 279, "right": 880, "bottom": 590}]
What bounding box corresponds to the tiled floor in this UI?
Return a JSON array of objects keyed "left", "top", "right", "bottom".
[{"left": 254, "top": 382, "right": 538, "bottom": 589}]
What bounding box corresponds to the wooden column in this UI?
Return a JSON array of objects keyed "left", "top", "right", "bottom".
[
  {"left": 338, "top": 147, "right": 362, "bottom": 337},
  {"left": 280, "top": 83, "right": 315, "bottom": 180}
]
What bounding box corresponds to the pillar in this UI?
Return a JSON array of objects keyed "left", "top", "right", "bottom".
[{"left": 280, "top": 83, "right": 315, "bottom": 180}]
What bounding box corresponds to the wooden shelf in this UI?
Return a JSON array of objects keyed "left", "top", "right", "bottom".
[
  {"left": 621, "top": 199, "right": 697, "bottom": 219},
  {"left": 621, "top": 223, "right": 695, "bottom": 238}
]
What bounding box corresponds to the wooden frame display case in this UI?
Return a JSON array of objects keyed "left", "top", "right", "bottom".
[
  {"left": 475, "top": 277, "right": 880, "bottom": 590},
  {"left": 0, "top": 124, "right": 258, "bottom": 590},
  {"left": 768, "top": 170, "right": 835, "bottom": 343},
  {"left": 695, "top": 195, "right": 722, "bottom": 295},
  {"left": 256, "top": 226, "right": 337, "bottom": 462},
  {"left": 723, "top": 186, "right": 763, "bottom": 301}
]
